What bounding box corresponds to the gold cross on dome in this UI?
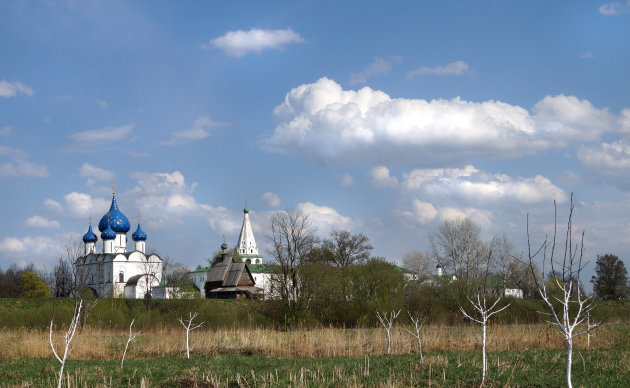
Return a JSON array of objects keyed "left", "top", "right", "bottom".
[
  {"left": 137, "top": 215, "right": 141, "bottom": 223},
  {"left": 112, "top": 183, "right": 116, "bottom": 195},
  {"left": 89, "top": 216, "right": 92, "bottom": 225}
]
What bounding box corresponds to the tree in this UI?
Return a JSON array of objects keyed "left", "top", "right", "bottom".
[
  {"left": 19, "top": 270, "right": 52, "bottom": 298},
  {"left": 527, "top": 194, "right": 600, "bottom": 388},
  {"left": 507, "top": 261, "right": 542, "bottom": 299},
  {"left": 50, "top": 299, "right": 82, "bottom": 388},
  {"left": 52, "top": 257, "right": 73, "bottom": 297},
  {"left": 121, "top": 318, "right": 140, "bottom": 370},
  {"left": 0, "top": 263, "right": 35, "bottom": 297},
  {"left": 591, "top": 254, "right": 629, "bottom": 299},
  {"left": 178, "top": 312, "right": 204, "bottom": 359},
  {"left": 376, "top": 309, "right": 400, "bottom": 355},
  {"left": 490, "top": 234, "right": 518, "bottom": 295},
  {"left": 430, "top": 217, "right": 488, "bottom": 285},
  {"left": 266, "top": 209, "right": 318, "bottom": 310},
  {"left": 320, "top": 229, "right": 373, "bottom": 268},
  {"left": 402, "top": 251, "right": 433, "bottom": 281}
]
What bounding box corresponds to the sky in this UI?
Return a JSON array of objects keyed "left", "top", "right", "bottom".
[{"left": 1, "top": 1, "right": 629, "bottom": 289}]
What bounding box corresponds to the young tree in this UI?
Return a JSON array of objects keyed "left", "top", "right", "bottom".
[
  {"left": 490, "top": 234, "right": 519, "bottom": 295},
  {"left": 52, "top": 257, "right": 73, "bottom": 297},
  {"left": 266, "top": 209, "right": 318, "bottom": 309},
  {"left": 320, "top": 229, "right": 373, "bottom": 268},
  {"left": 178, "top": 312, "right": 204, "bottom": 359},
  {"left": 376, "top": 309, "right": 401, "bottom": 355},
  {"left": 527, "top": 194, "right": 600, "bottom": 388},
  {"left": 121, "top": 318, "right": 141, "bottom": 370},
  {"left": 404, "top": 311, "right": 427, "bottom": 363},
  {"left": 591, "top": 254, "right": 628, "bottom": 299},
  {"left": 49, "top": 299, "right": 82, "bottom": 388}
]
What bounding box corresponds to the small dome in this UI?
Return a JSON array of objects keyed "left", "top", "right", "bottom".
[
  {"left": 101, "top": 220, "right": 116, "bottom": 240},
  {"left": 221, "top": 242, "right": 229, "bottom": 250},
  {"left": 82, "top": 225, "right": 98, "bottom": 243},
  {"left": 436, "top": 264, "right": 443, "bottom": 268},
  {"left": 243, "top": 207, "right": 249, "bottom": 214},
  {"left": 98, "top": 194, "right": 130, "bottom": 233},
  {"left": 132, "top": 223, "right": 147, "bottom": 241}
]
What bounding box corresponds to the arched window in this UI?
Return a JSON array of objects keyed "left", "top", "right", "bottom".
[{"left": 119, "top": 272, "right": 124, "bottom": 283}]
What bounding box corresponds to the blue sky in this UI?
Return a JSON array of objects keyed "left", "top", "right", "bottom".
[{"left": 1, "top": 1, "right": 630, "bottom": 286}]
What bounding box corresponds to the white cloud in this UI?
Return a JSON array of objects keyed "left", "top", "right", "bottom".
[
  {"left": 266, "top": 78, "right": 628, "bottom": 166},
  {"left": 407, "top": 60, "right": 469, "bottom": 77},
  {"left": 0, "top": 236, "right": 58, "bottom": 255},
  {"left": 25, "top": 216, "right": 60, "bottom": 228},
  {"left": 79, "top": 162, "right": 115, "bottom": 182},
  {"left": 369, "top": 166, "right": 398, "bottom": 188},
  {"left": 0, "top": 145, "right": 49, "bottom": 178},
  {"left": 577, "top": 138, "right": 630, "bottom": 188},
  {"left": 161, "top": 116, "right": 227, "bottom": 145},
  {"left": 0, "top": 80, "right": 33, "bottom": 98},
  {"left": 349, "top": 56, "right": 402, "bottom": 85},
  {"left": 579, "top": 51, "right": 595, "bottom": 59},
  {"left": 599, "top": 1, "right": 630, "bottom": 15},
  {"left": 261, "top": 192, "right": 282, "bottom": 208},
  {"left": 397, "top": 199, "right": 492, "bottom": 228},
  {"left": 203, "top": 28, "right": 305, "bottom": 57},
  {"left": 0, "top": 126, "right": 11, "bottom": 136},
  {"left": 297, "top": 202, "right": 355, "bottom": 235},
  {"left": 96, "top": 100, "right": 108, "bottom": 109},
  {"left": 70, "top": 124, "right": 133, "bottom": 144},
  {"left": 336, "top": 173, "right": 355, "bottom": 187},
  {"left": 402, "top": 165, "right": 566, "bottom": 204}
]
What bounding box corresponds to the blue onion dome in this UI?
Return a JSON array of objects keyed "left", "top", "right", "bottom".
[
  {"left": 98, "top": 194, "right": 130, "bottom": 233},
  {"left": 132, "top": 222, "right": 147, "bottom": 241},
  {"left": 101, "top": 219, "right": 116, "bottom": 240},
  {"left": 82, "top": 225, "right": 98, "bottom": 243}
]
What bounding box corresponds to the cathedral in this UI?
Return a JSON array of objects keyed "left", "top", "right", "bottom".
[{"left": 75, "top": 188, "right": 162, "bottom": 298}]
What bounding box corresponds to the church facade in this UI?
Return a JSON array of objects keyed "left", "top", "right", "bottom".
[{"left": 75, "top": 189, "right": 162, "bottom": 298}]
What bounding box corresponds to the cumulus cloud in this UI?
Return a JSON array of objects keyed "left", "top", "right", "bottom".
[
  {"left": 25, "top": 216, "right": 60, "bottom": 228},
  {"left": 70, "top": 124, "right": 133, "bottom": 144},
  {"left": 261, "top": 192, "right": 282, "bottom": 208},
  {"left": 599, "top": 1, "right": 630, "bottom": 15},
  {"left": 577, "top": 138, "right": 630, "bottom": 188},
  {"left": 45, "top": 192, "right": 110, "bottom": 219},
  {"left": 297, "top": 202, "right": 356, "bottom": 235},
  {"left": 161, "top": 116, "right": 228, "bottom": 145},
  {"left": 203, "top": 28, "right": 305, "bottom": 57},
  {"left": 0, "top": 80, "right": 33, "bottom": 98},
  {"left": 79, "top": 163, "right": 115, "bottom": 183},
  {"left": 0, "top": 236, "right": 58, "bottom": 255},
  {"left": 402, "top": 165, "right": 566, "bottom": 204},
  {"left": 369, "top": 166, "right": 398, "bottom": 188},
  {"left": 398, "top": 200, "right": 492, "bottom": 228},
  {"left": 407, "top": 60, "right": 469, "bottom": 77},
  {"left": 349, "top": 56, "right": 402, "bottom": 85},
  {"left": 129, "top": 170, "right": 240, "bottom": 235},
  {"left": 0, "top": 145, "right": 49, "bottom": 178},
  {"left": 266, "top": 78, "right": 628, "bottom": 166},
  {"left": 336, "top": 173, "right": 355, "bottom": 187}
]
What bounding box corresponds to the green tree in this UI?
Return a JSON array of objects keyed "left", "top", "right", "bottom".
[
  {"left": 320, "top": 229, "right": 373, "bottom": 268},
  {"left": 591, "top": 254, "right": 629, "bottom": 299},
  {"left": 19, "top": 270, "right": 52, "bottom": 298}
]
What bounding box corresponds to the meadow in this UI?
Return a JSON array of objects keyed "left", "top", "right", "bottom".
[{"left": 1, "top": 298, "right": 629, "bottom": 387}]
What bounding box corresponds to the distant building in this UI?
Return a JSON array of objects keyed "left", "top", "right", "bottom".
[
  {"left": 205, "top": 243, "right": 263, "bottom": 299},
  {"left": 75, "top": 188, "right": 162, "bottom": 298},
  {"left": 235, "top": 205, "right": 263, "bottom": 264}
]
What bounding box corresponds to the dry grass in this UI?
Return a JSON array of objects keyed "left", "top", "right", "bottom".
[{"left": 0, "top": 323, "right": 621, "bottom": 361}]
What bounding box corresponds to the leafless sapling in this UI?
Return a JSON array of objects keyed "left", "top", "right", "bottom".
[
  {"left": 376, "top": 309, "right": 401, "bottom": 355},
  {"left": 121, "top": 318, "right": 141, "bottom": 370},
  {"left": 178, "top": 312, "right": 204, "bottom": 359},
  {"left": 404, "top": 311, "right": 427, "bottom": 362},
  {"left": 49, "top": 299, "right": 82, "bottom": 388},
  {"left": 527, "top": 194, "right": 600, "bottom": 388}
]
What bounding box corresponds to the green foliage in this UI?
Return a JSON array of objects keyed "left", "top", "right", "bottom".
[
  {"left": 18, "top": 270, "right": 51, "bottom": 298},
  {"left": 592, "top": 254, "right": 629, "bottom": 300}
]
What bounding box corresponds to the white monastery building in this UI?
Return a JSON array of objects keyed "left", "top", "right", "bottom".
[{"left": 75, "top": 188, "right": 162, "bottom": 299}]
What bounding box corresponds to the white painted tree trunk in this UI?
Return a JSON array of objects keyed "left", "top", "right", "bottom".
[
  {"left": 376, "top": 310, "right": 400, "bottom": 355},
  {"left": 178, "top": 312, "right": 204, "bottom": 359},
  {"left": 566, "top": 337, "right": 573, "bottom": 388},
  {"left": 49, "top": 299, "right": 82, "bottom": 388},
  {"left": 121, "top": 318, "right": 140, "bottom": 370}
]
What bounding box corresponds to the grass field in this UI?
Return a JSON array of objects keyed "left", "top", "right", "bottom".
[{"left": 1, "top": 349, "right": 629, "bottom": 387}]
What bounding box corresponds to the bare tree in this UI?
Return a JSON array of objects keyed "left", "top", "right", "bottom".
[
  {"left": 266, "top": 209, "right": 318, "bottom": 309},
  {"left": 430, "top": 217, "right": 488, "bottom": 285},
  {"left": 402, "top": 251, "right": 433, "bottom": 281},
  {"left": 320, "top": 229, "right": 373, "bottom": 268},
  {"left": 490, "top": 234, "right": 519, "bottom": 295},
  {"left": 63, "top": 238, "right": 103, "bottom": 327},
  {"left": 404, "top": 311, "right": 427, "bottom": 363},
  {"left": 121, "top": 318, "right": 141, "bottom": 370},
  {"left": 376, "top": 309, "right": 401, "bottom": 355},
  {"left": 527, "top": 194, "right": 600, "bottom": 388},
  {"left": 178, "top": 312, "right": 204, "bottom": 359},
  {"left": 49, "top": 299, "right": 82, "bottom": 388}
]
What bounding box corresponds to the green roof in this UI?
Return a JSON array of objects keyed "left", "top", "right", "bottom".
[
  {"left": 394, "top": 265, "right": 414, "bottom": 274},
  {"left": 247, "top": 263, "right": 276, "bottom": 273},
  {"left": 189, "top": 266, "right": 211, "bottom": 273},
  {"left": 236, "top": 254, "right": 263, "bottom": 258}
]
